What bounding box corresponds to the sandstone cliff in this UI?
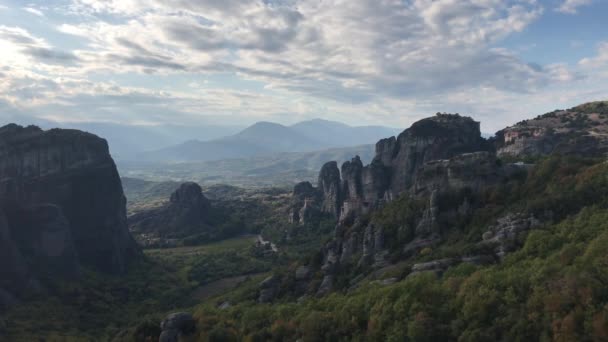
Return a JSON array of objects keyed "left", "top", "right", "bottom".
[{"left": 0, "top": 124, "right": 139, "bottom": 309}]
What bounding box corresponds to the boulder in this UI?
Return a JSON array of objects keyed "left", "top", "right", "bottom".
[
  {"left": 159, "top": 312, "right": 196, "bottom": 342},
  {"left": 295, "top": 266, "right": 312, "bottom": 281},
  {"left": 258, "top": 275, "right": 280, "bottom": 303},
  {"left": 409, "top": 258, "right": 458, "bottom": 277}
]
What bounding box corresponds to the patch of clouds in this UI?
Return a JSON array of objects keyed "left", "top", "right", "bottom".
[
  {"left": 556, "top": 0, "right": 593, "bottom": 14},
  {"left": 23, "top": 7, "right": 44, "bottom": 16},
  {"left": 0, "top": 26, "right": 79, "bottom": 67},
  {"left": 0, "top": 0, "right": 606, "bottom": 130}
]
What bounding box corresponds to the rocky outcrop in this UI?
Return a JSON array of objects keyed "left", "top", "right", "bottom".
[
  {"left": 258, "top": 275, "right": 280, "bottom": 303},
  {"left": 159, "top": 312, "right": 196, "bottom": 342},
  {"left": 289, "top": 181, "right": 324, "bottom": 225},
  {"left": 495, "top": 102, "right": 608, "bottom": 158},
  {"left": 0, "top": 124, "right": 139, "bottom": 308},
  {"left": 128, "top": 182, "right": 212, "bottom": 242},
  {"left": 318, "top": 161, "right": 342, "bottom": 218},
  {"left": 384, "top": 114, "right": 490, "bottom": 197},
  {"left": 481, "top": 212, "right": 541, "bottom": 258},
  {"left": 409, "top": 258, "right": 459, "bottom": 277},
  {"left": 292, "top": 114, "right": 492, "bottom": 229}
]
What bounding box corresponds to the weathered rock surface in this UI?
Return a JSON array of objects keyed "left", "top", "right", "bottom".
[
  {"left": 316, "top": 275, "right": 334, "bottom": 297},
  {"left": 496, "top": 102, "right": 608, "bottom": 158},
  {"left": 318, "top": 161, "right": 342, "bottom": 218},
  {"left": 0, "top": 124, "right": 139, "bottom": 307},
  {"left": 481, "top": 212, "right": 541, "bottom": 257},
  {"left": 410, "top": 258, "right": 458, "bottom": 275},
  {"left": 128, "top": 182, "right": 212, "bottom": 241},
  {"left": 159, "top": 312, "right": 196, "bottom": 342},
  {"left": 292, "top": 114, "right": 493, "bottom": 229},
  {"left": 258, "top": 275, "right": 280, "bottom": 303}
]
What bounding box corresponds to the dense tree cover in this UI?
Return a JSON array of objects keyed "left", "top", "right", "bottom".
[
  {"left": 174, "top": 157, "right": 608, "bottom": 341},
  {"left": 180, "top": 205, "right": 608, "bottom": 341}
]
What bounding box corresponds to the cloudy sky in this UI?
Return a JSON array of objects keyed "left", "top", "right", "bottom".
[{"left": 0, "top": 0, "right": 607, "bottom": 132}]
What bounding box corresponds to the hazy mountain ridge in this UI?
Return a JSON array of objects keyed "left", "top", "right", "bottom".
[
  {"left": 138, "top": 119, "right": 400, "bottom": 163},
  {"left": 28, "top": 118, "right": 244, "bottom": 160}
]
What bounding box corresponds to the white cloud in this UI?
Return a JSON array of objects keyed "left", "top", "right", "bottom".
[
  {"left": 556, "top": 0, "right": 593, "bottom": 14},
  {"left": 0, "top": 0, "right": 605, "bottom": 130},
  {"left": 23, "top": 7, "right": 44, "bottom": 16}
]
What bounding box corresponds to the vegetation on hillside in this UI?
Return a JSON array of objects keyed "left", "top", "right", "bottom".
[
  {"left": 169, "top": 156, "right": 608, "bottom": 341},
  {"left": 3, "top": 156, "right": 608, "bottom": 341}
]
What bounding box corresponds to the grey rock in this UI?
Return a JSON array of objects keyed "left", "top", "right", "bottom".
[
  {"left": 295, "top": 266, "right": 311, "bottom": 281},
  {"left": 260, "top": 275, "right": 279, "bottom": 289},
  {"left": 129, "top": 182, "right": 211, "bottom": 241},
  {"left": 258, "top": 275, "right": 280, "bottom": 303},
  {"left": 160, "top": 312, "right": 195, "bottom": 342},
  {"left": 415, "top": 190, "right": 440, "bottom": 236},
  {"left": 258, "top": 288, "right": 278, "bottom": 303},
  {"left": 380, "top": 277, "right": 398, "bottom": 286},
  {"left": 411, "top": 258, "right": 458, "bottom": 274},
  {"left": 316, "top": 275, "right": 334, "bottom": 297},
  {"left": 339, "top": 232, "right": 358, "bottom": 264},
  {"left": 461, "top": 255, "right": 496, "bottom": 266},
  {"left": 298, "top": 199, "right": 320, "bottom": 225},
  {"left": 481, "top": 212, "right": 541, "bottom": 257},
  {"left": 0, "top": 124, "right": 140, "bottom": 306},
  {"left": 318, "top": 161, "right": 342, "bottom": 218},
  {"left": 402, "top": 235, "right": 440, "bottom": 257}
]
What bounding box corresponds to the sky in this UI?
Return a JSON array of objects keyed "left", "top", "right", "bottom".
[{"left": 0, "top": 0, "right": 607, "bottom": 132}]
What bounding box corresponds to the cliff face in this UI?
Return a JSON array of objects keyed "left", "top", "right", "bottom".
[
  {"left": 495, "top": 101, "right": 608, "bottom": 158},
  {"left": 284, "top": 114, "right": 510, "bottom": 297},
  {"left": 293, "top": 114, "right": 492, "bottom": 225},
  {"left": 0, "top": 124, "right": 139, "bottom": 308}
]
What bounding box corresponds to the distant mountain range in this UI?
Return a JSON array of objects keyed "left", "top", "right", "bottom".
[
  {"left": 118, "top": 144, "right": 376, "bottom": 188},
  {"left": 7, "top": 114, "right": 245, "bottom": 160},
  {"left": 139, "top": 119, "right": 400, "bottom": 162}
]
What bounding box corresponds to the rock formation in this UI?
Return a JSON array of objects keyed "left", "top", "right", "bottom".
[
  {"left": 495, "top": 101, "right": 608, "bottom": 158},
  {"left": 159, "top": 312, "right": 196, "bottom": 342},
  {"left": 0, "top": 124, "right": 139, "bottom": 309},
  {"left": 288, "top": 113, "right": 518, "bottom": 296},
  {"left": 291, "top": 113, "right": 495, "bottom": 228},
  {"left": 480, "top": 212, "right": 541, "bottom": 258},
  {"left": 318, "top": 161, "right": 342, "bottom": 218},
  {"left": 128, "top": 182, "right": 212, "bottom": 243}
]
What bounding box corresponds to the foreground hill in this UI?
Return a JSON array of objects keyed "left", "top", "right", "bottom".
[{"left": 139, "top": 120, "right": 399, "bottom": 163}]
